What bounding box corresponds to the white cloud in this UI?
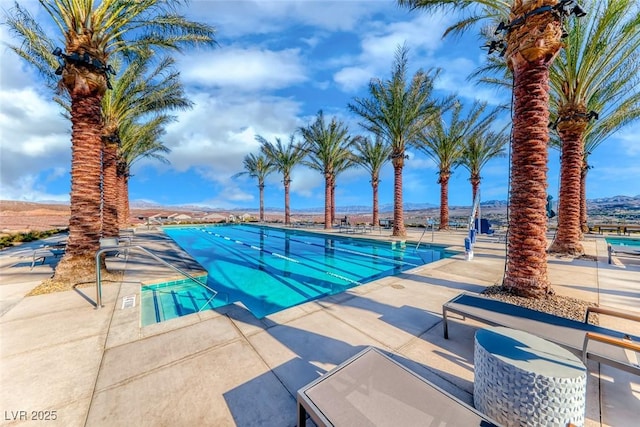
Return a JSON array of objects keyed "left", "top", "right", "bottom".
[
  {"left": 179, "top": 47, "right": 307, "bottom": 91},
  {"left": 187, "top": 0, "right": 388, "bottom": 37},
  {"left": 334, "top": 66, "right": 375, "bottom": 92},
  {"left": 616, "top": 123, "right": 640, "bottom": 156},
  {"left": 332, "top": 10, "right": 452, "bottom": 92}
]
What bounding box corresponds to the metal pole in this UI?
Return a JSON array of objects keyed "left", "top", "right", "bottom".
[{"left": 95, "top": 249, "right": 107, "bottom": 309}]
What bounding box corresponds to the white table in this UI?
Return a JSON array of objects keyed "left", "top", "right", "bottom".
[
  {"left": 297, "top": 346, "right": 499, "bottom": 427},
  {"left": 474, "top": 326, "right": 587, "bottom": 427}
]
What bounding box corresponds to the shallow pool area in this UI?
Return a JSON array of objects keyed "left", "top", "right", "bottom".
[{"left": 141, "top": 224, "right": 455, "bottom": 323}]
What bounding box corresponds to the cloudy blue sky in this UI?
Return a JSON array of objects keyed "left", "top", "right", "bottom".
[{"left": 1, "top": 0, "right": 638, "bottom": 211}]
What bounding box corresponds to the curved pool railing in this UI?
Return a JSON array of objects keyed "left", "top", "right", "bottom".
[{"left": 95, "top": 245, "right": 217, "bottom": 310}]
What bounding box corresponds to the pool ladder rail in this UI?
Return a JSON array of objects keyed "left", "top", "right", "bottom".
[{"left": 95, "top": 244, "right": 218, "bottom": 311}]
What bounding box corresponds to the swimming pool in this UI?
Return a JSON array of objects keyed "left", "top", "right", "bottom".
[
  {"left": 605, "top": 237, "right": 640, "bottom": 247},
  {"left": 141, "top": 224, "right": 454, "bottom": 323}
]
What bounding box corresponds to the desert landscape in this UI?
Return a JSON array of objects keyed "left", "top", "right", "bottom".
[
  {"left": 2, "top": 195, "right": 638, "bottom": 237},
  {"left": 0, "top": 199, "right": 507, "bottom": 236}
]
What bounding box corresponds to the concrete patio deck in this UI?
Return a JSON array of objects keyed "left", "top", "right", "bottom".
[{"left": 1, "top": 226, "right": 638, "bottom": 426}]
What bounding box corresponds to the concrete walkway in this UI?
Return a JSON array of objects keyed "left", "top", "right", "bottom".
[{"left": 0, "top": 227, "right": 638, "bottom": 426}]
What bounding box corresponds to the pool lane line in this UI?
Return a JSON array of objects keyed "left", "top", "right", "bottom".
[
  {"left": 202, "top": 228, "right": 299, "bottom": 263},
  {"left": 197, "top": 228, "right": 363, "bottom": 286},
  {"left": 215, "top": 225, "right": 386, "bottom": 274},
  {"left": 232, "top": 224, "right": 421, "bottom": 268}
]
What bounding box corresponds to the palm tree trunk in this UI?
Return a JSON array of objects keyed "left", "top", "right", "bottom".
[
  {"left": 501, "top": 0, "right": 563, "bottom": 298},
  {"left": 580, "top": 164, "right": 589, "bottom": 233},
  {"left": 392, "top": 159, "right": 406, "bottom": 237},
  {"left": 259, "top": 183, "right": 265, "bottom": 222},
  {"left": 65, "top": 95, "right": 104, "bottom": 256},
  {"left": 102, "top": 141, "right": 119, "bottom": 237},
  {"left": 503, "top": 60, "right": 552, "bottom": 298},
  {"left": 122, "top": 173, "right": 131, "bottom": 228},
  {"left": 471, "top": 176, "right": 480, "bottom": 204},
  {"left": 548, "top": 114, "right": 586, "bottom": 255},
  {"left": 324, "top": 173, "right": 332, "bottom": 229},
  {"left": 372, "top": 179, "right": 379, "bottom": 227},
  {"left": 284, "top": 179, "right": 291, "bottom": 225},
  {"left": 116, "top": 162, "right": 129, "bottom": 228},
  {"left": 439, "top": 172, "right": 450, "bottom": 230},
  {"left": 331, "top": 183, "right": 336, "bottom": 225}
]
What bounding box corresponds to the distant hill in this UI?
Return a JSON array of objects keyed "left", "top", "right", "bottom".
[{"left": 4, "top": 194, "right": 640, "bottom": 215}]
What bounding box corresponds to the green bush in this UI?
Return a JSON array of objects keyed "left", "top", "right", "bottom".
[{"left": 0, "top": 229, "right": 68, "bottom": 250}]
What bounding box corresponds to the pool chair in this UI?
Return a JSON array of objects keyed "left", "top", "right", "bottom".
[
  {"left": 99, "top": 236, "right": 130, "bottom": 259},
  {"left": 29, "top": 244, "right": 66, "bottom": 269},
  {"left": 608, "top": 243, "right": 640, "bottom": 264},
  {"left": 297, "top": 346, "right": 500, "bottom": 427},
  {"left": 339, "top": 216, "right": 354, "bottom": 233},
  {"left": 443, "top": 293, "right": 640, "bottom": 375}
]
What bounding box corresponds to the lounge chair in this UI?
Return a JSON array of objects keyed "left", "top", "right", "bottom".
[
  {"left": 338, "top": 216, "right": 355, "bottom": 233},
  {"left": 29, "top": 245, "right": 65, "bottom": 269},
  {"left": 608, "top": 243, "right": 640, "bottom": 264},
  {"left": 99, "top": 236, "right": 131, "bottom": 259},
  {"left": 297, "top": 346, "right": 499, "bottom": 427},
  {"left": 442, "top": 293, "right": 640, "bottom": 375}
]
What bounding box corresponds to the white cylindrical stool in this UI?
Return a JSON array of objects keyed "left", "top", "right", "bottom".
[{"left": 474, "top": 326, "right": 587, "bottom": 427}]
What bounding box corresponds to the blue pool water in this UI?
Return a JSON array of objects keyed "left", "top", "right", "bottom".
[
  {"left": 605, "top": 237, "right": 640, "bottom": 247},
  {"left": 141, "top": 224, "right": 454, "bottom": 323}
]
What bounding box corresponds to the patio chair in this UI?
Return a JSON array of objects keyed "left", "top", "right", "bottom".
[
  {"left": 608, "top": 243, "right": 640, "bottom": 264},
  {"left": 30, "top": 245, "right": 66, "bottom": 269},
  {"left": 442, "top": 293, "right": 640, "bottom": 375},
  {"left": 297, "top": 346, "right": 500, "bottom": 427}
]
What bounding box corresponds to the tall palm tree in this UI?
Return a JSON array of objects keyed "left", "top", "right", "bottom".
[
  {"left": 103, "top": 54, "right": 193, "bottom": 232},
  {"left": 117, "top": 116, "right": 172, "bottom": 227},
  {"left": 352, "top": 135, "right": 392, "bottom": 227},
  {"left": 459, "top": 129, "right": 509, "bottom": 203},
  {"left": 4, "top": 0, "right": 215, "bottom": 280},
  {"left": 258, "top": 134, "right": 306, "bottom": 225},
  {"left": 547, "top": 0, "right": 640, "bottom": 255},
  {"left": 472, "top": 1, "right": 640, "bottom": 245},
  {"left": 415, "top": 101, "right": 500, "bottom": 230},
  {"left": 299, "top": 111, "right": 352, "bottom": 229},
  {"left": 232, "top": 153, "right": 274, "bottom": 222},
  {"left": 349, "top": 44, "right": 441, "bottom": 237},
  {"left": 399, "top": 0, "right": 571, "bottom": 297},
  {"left": 454, "top": 102, "right": 509, "bottom": 202}
]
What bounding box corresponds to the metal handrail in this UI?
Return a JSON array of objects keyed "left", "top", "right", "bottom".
[{"left": 95, "top": 245, "right": 217, "bottom": 310}]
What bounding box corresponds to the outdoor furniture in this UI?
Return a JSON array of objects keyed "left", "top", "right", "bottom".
[
  {"left": 297, "top": 346, "right": 500, "bottom": 427},
  {"left": 593, "top": 224, "right": 623, "bottom": 234},
  {"left": 379, "top": 218, "right": 393, "bottom": 229},
  {"left": 474, "top": 218, "right": 494, "bottom": 235},
  {"left": 30, "top": 245, "right": 65, "bottom": 269},
  {"left": 623, "top": 225, "right": 640, "bottom": 235},
  {"left": 474, "top": 326, "right": 586, "bottom": 427},
  {"left": 607, "top": 243, "right": 640, "bottom": 264},
  {"left": 442, "top": 293, "right": 640, "bottom": 375}
]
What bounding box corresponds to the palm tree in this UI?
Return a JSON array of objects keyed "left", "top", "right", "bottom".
[
  {"left": 4, "top": 0, "right": 215, "bottom": 281},
  {"left": 459, "top": 129, "right": 509, "bottom": 203},
  {"left": 349, "top": 44, "right": 441, "bottom": 237},
  {"left": 299, "top": 111, "right": 352, "bottom": 229},
  {"left": 454, "top": 102, "right": 509, "bottom": 202},
  {"left": 547, "top": 0, "right": 640, "bottom": 255},
  {"left": 352, "top": 135, "right": 392, "bottom": 227},
  {"left": 232, "top": 153, "right": 275, "bottom": 222},
  {"left": 415, "top": 101, "right": 502, "bottom": 230},
  {"left": 258, "top": 134, "right": 306, "bottom": 225},
  {"left": 103, "top": 54, "right": 193, "bottom": 232},
  {"left": 117, "top": 117, "right": 172, "bottom": 227},
  {"left": 399, "top": 0, "right": 571, "bottom": 298}
]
